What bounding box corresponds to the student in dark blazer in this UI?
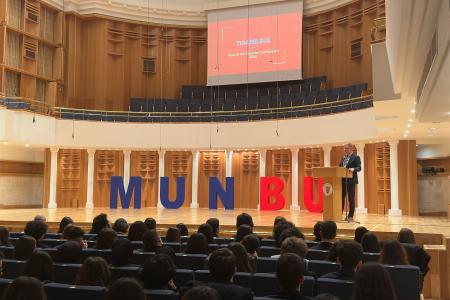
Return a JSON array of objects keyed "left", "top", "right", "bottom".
[
  {"left": 321, "top": 241, "right": 363, "bottom": 281},
  {"left": 339, "top": 143, "right": 361, "bottom": 221},
  {"left": 311, "top": 221, "right": 337, "bottom": 251}
]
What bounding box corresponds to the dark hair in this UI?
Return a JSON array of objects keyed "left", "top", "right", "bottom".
[
  {"left": 313, "top": 294, "right": 340, "bottom": 300},
  {"left": 280, "top": 237, "right": 308, "bottom": 258},
  {"left": 274, "top": 216, "right": 287, "bottom": 227},
  {"left": 24, "top": 251, "right": 53, "bottom": 282},
  {"left": 227, "top": 242, "right": 252, "bottom": 273},
  {"left": 235, "top": 225, "right": 253, "bottom": 242},
  {"left": 142, "top": 230, "right": 162, "bottom": 252},
  {"left": 276, "top": 253, "right": 305, "bottom": 291},
  {"left": 313, "top": 222, "right": 322, "bottom": 242},
  {"left": 76, "top": 256, "right": 110, "bottom": 286},
  {"left": 113, "top": 218, "right": 129, "bottom": 234},
  {"left": 361, "top": 232, "right": 381, "bottom": 253},
  {"left": 63, "top": 225, "right": 85, "bottom": 241},
  {"left": 105, "top": 278, "right": 145, "bottom": 300},
  {"left": 352, "top": 263, "right": 397, "bottom": 300},
  {"left": 236, "top": 213, "right": 253, "bottom": 229},
  {"left": 273, "top": 221, "right": 295, "bottom": 247},
  {"left": 14, "top": 235, "right": 36, "bottom": 260},
  {"left": 278, "top": 227, "right": 305, "bottom": 247},
  {"left": 326, "top": 241, "right": 341, "bottom": 262},
  {"left": 144, "top": 217, "right": 156, "bottom": 230},
  {"left": 55, "top": 241, "right": 81, "bottom": 263},
  {"left": 58, "top": 217, "right": 73, "bottom": 234},
  {"left": 156, "top": 246, "right": 176, "bottom": 265},
  {"left": 176, "top": 223, "right": 189, "bottom": 236},
  {"left": 197, "top": 223, "right": 214, "bottom": 243},
  {"left": 128, "top": 221, "right": 147, "bottom": 241},
  {"left": 354, "top": 226, "right": 368, "bottom": 243},
  {"left": 184, "top": 233, "right": 208, "bottom": 255},
  {"left": 96, "top": 228, "right": 117, "bottom": 250},
  {"left": 397, "top": 228, "right": 416, "bottom": 244},
  {"left": 336, "top": 240, "right": 363, "bottom": 269},
  {"left": 165, "top": 227, "right": 181, "bottom": 243},
  {"left": 320, "top": 221, "right": 337, "bottom": 240},
  {"left": 379, "top": 240, "right": 409, "bottom": 265},
  {"left": 1, "top": 276, "right": 47, "bottom": 300},
  {"left": 112, "top": 238, "right": 133, "bottom": 266},
  {"left": 90, "top": 213, "right": 109, "bottom": 234},
  {"left": 206, "top": 218, "right": 220, "bottom": 237},
  {"left": 209, "top": 248, "right": 236, "bottom": 282},
  {"left": 141, "top": 254, "right": 175, "bottom": 289},
  {"left": 241, "top": 234, "right": 260, "bottom": 255},
  {"left": 181, "top": 286, "right": 221, "bottom": 300},
  {"left": 0, "top": 226, "right": 11, "bottom": 246},
  {"left": 24, "top": 221, "right": 48, "bottom": 241}
]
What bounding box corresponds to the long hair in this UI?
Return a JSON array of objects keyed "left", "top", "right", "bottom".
[
  {"left": 379, "top": 240, "right": 409, "bottom": 265},
  {"left": 352, "top": 263, "right": 397, "bottom": 300}
]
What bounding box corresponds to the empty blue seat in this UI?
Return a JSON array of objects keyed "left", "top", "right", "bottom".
[
  {"left": 223, "top": 98, "right": 235, "bottom": 111},
  {"left": 385, "top": 264, "right": 420, "bottom": 300},
  {"left": 44, "top": 233, "right": 62, "bottom": 240},
  {"left": 143, "top": 289, "right": 178, "bottom": 300},
  {"left": 0, "top": 278, "right": 12, "bottom": 297},
  {"left": 177, "top": 101, "right": 189, "bottom": 113},
  {"left": 181, "top": 86, "right": 193, "bottom": 99},
  {"left": 165, "top": 100, "right": 178, "bottom": 112},
  {"left": 234, "top": 272, "right": 252, "bottom": 287},
  {"left": 163, "top": 242, "right": 181, "bottom": 253},
  {"left": 42, "top": 239, "right": 66, "bottom": 248},
  {"left": 204, "top": 87, "right": 213, "bottom": 99},
  {"left": 131, "top": 251, "right": 154, "bottom": 265},
  {"left": 212, "top": 98, "right": 224, "bottom": 111},
  {"left": 193, "top": 270, "right": 211, "bottom": 282},
  {"left": 302, "top": 276, "right": 316, "bottom": 297},
  {"left": 109, "top": 266, "right": 140, "bottom": 281},
  {"left": 279, "top": 85, "right": 290, "bottom": 95},
  {"left": 0, "top": 246, "right": 14, "bottom": 259},
  {"left": 236, "top": 89, "right": 247, "bottom": 98},
  {"left": 80, "top": 249, "right": 112, "bottom": 263},
  {"left": 258, "top": 96, "right": 270, "bottom": 109},
  {"left": 362, "top": 252, "right": 380, "bottom": 262},
  {"left": 3, "top": 259, "right": 25, "bottom": 279},
  {"left": 306, "top": 249, "right": 329, "bottom": 260},
  {"left": 44, "top": 283, "right": 106, "bottom": 300},
  {"left": 175, "top": 254, "right": 207, "bottom": 270},
  {"left": 308, "top": 260, "right": 340, "bottom": 277},
  {"left": 201, "top": 98, "right": 211, "bottom": 112},
  {"left": 250, "top": 273, "right": 279, "bottom": 296},
  {"left": 234, "top": 98, "right": 246, "bottom": 111},
  {"left": 247, "top": 96, "right": 258, "bottom": 110},
  {"left": 192, "top": 86, "right": 204, "bottom": 99},
  {"left": 269, "top": 95, "right": 280, "bottom": 108},
  {"left": 317, "top": 278, "right": 353, "bottom": 300},
  {"left": 260, "top": 246, "right": 280, "bottom": 257},
  {"left": 190, "top": 99, "right": 201, "bottom": 112},
  {"left": 303, "top": 93, "right": 316, "bottom": 105},
  {"left": 261, "top": 239, "right": 276, "bottom": 247},
  {"left": 174, "top": 269, "right": 194, "bottom": 286},
  {"left": 53, "top": 263, "right": 81, "bottom": 284}
]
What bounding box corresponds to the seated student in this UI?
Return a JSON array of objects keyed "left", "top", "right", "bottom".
[
  {"left": 54, "top": 240, "right": 82, "bottom": 263},
  {"left": 184, "top": 233, "right": 209, "bottom": 255},
  {"left": 0, "top": 226, "right": 12, "bottom": 247},
  {"left": 242, "top": 234, "right": 260, "bottom": 258},
  {"left": 177, "top": 223, "right": 189, "bottom": 236},
  {"left": 278, "top": 227, "right": 305, "bottom": 246},
  {"left": 24, "top": 220, "right": 49, "bottom": 248},
  {"left": 113, "top": 218, "right": 129, "bottom": 234},
  {"left": 397, "top": 228, "right": 430, "bottom": 278},
  {"left": 228, "top": 242, "right": 255, "bottom": 273},
  {"left": 313, "top": 222, "right": 322, "bottom": 242},
  {"left": 24, "top": 250, "right": 54, "bottom": 282},
  {"left": 34, "top": 215, "right": 46, "bottom": 224},
  {"left": 206, "top": 218, "right": 220, "bottom": 238},
  {"left": 14, "top": 235, "right": 36, "bottom": 260},
  {"left": 75, "top": 256, "right": 111, "bottom": 286},
  {"left": 181, "top": 286, "right": 221, "bottom": 300},
  {"left": 352, "top": 262, "right": 397, "bottom": 300},
  {"left": 156, "top": 246, "right": 177, "bottom": 264},
  {"left": 111, "top": 238, "right": 136, "bottom": 267},
  {"left": 272, "top": 237, "right": 308, "bottom": 259},
  {"left": 379, "top": 240, "right": 409, "bottom": 265},
  {"left": 128, "top": 221, "right": 147, "bottom": 241},
  {"left": 205, "top": 248, "right": 253, "bottom": 300},
  {"left": 271, "top": 216, "right": 287, "bottom": 239},
  {"left": 57, "top": 216, "right": 73, "bottom": 234},
  {"left": 273, "top": 221, "right": 296, "bottom": 247},
  {"left": 235, "top": 225, "right": 253, "bottom": 243},
  {"left": 137, "top": 230, "right": 162, "bottom": 253},
  {"left": 236, "top": 213, "right": 254, "bottom": 229},
  {"left": 166, "top": 227, "right": 181, "bottom": 243},
  {"left": 361, "top": 232, "right": 381, "bottom": 253},
  {"left": 268, "top": 253, "right": 312, "bottom": 300},
  {"left": 397, "top": 228, "right": 416, "bottom": 244},
  {"left": 325, "top": 240, "right": 342, "bottom": 263},
  {"left": 311, "top": 221, "right": 337, "bottom": 251},
  {"left": 144, "top": 217, "right": 156, "bottom": 230},
  {"left": 105, "top": 277, "right": 146, "bottom": 300},
  {"left": 321, "top": 240, "right": 362, "bottom": 281},
  {"left": 354, "top": 226, "right": 368, "bottom": 244},
  {"left": 96, "top": 228, "right": 117, "bottom": 250},
  {"left": 90, "top": 213, "right": 110, "bottom": 235},
  {"left": 1, "top": 276, "right": 46, "bottom": 300},
  {"left": 141, "top": 254, "right": 176, "bottom": 290},
  {"left": 197, "top": 223, "right": 214, "bottom": 244},
  {"left": 63, "top": 225, "right": 87, "bottom": 249}
]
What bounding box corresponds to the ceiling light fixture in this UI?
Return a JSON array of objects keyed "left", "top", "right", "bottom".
[
  {"left": 407, "top": 124, "right": 412, "bottom": 128},
  {"left": 25, "top": 144, "right": 30, "bottom": 147},
  {"left": 3, "top": 142, "right": 8, "bottom": 145},
  {"left": 408, "top": 118, "right": 413, "bottom": 122},
  {"left": 403, "top": 134, "right": 408, "bottom": 137},
  {"left": 411, "top": 109, "right": 416, "bottom": 113}
]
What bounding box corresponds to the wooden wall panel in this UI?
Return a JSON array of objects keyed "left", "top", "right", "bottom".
[
  {"left": 298, "top": 148, "right": 324, "bottom": 210},
  {"left": 93, "top": 150, "right": 124, "bottom": 207},
  {"left": 398, "top": 140, "right": 418, "bottom": 216},
  {"left": 266, "top": 150, "right": 292, "bottom": 210},
  {"left": 232, "top": 151, "right": 259, "bottom": 209},
  {"left": 130, "top": 151, "right": 158, "bottom": 207},
  {"left": 42, "top": 148, "right": 51, "bottom": 208},
  {"left": 56, "top": 149, "right": 87, "bottom": 208},
  {"left": 198, "top": 151, "right": 226, "bottom": 208},
  {"left": 0, "top": 160, "right": 43, "bottom": 175},
  {"left": 164, "top": 151, "right": 192, "bottom": 208}
]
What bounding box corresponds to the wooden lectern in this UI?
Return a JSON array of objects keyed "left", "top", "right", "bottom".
[{"left": 312, "top": 167, "right": 353, "bottom": 222}]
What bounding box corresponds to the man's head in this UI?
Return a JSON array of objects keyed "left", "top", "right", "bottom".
[
  {"left": 276, "top": 253, "right": 305, "bottom": 292},
  {"left": 34, "top": 215, "right": 46, "bottom": 224},
  {"left": 320, "top": 221, "right": 337, "bottom": 241},
  {"left": 344, "top": 143, "right": 354, "bottom": 156},
  {"left": 208, "top": 248, "right": 236, "bottom": 283},
  {"left": 336, "top": 240, "right": 363, "bottom": 270},
  {"left": 63, "top": 225, "right": 85, "bottom": 243},
  {"left": 24, "top": 221, "right": 48, "bottom": 241},
  {"left": 280, "top": 237, "right": 308, "bottom": 258},
  {"left": 141, "top": 254, "right": 175, "bottom": 289}
]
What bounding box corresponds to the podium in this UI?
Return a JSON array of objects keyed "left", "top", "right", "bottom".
[{"left": 312, "top": 167, "right": 353, "bottom": 222}]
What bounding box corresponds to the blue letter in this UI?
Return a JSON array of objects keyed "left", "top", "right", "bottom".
[
  {"left": 160, "top": 176, "right": 185, "bottom": 209},
  {"left": 110, "top": 176, "right": 141, "bottom": 209},
  {"left": 209, "top": 177, "right": 234, "bottom": 209}
]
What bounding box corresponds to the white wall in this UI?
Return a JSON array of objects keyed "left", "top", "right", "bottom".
[
  {"left": 0, "top": 145, "right": 45, "bottom": 162},
  {"left": 0, "top": 176, "right": 43, "bottom": 207},
  {"left": 416, "top": 144, "right": 450, "bottom": 159}
]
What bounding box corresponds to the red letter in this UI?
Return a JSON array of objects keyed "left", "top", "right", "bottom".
[
  {"left": 303, "top": 176, "right": 324, "bottom": 212},
  {"left": 260, "top": 177, "right": 285, "bottom": 211}
]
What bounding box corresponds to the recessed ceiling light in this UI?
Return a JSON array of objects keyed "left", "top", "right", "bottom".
[
  {"left": 25, "top": 144, "right": 30, "bottom": 147},
  {"left": 407, "top": 124, "right": 412, "bottom": 128},
  {"left": 2, "top": 142, "right": 7, "bottom": 145},
  {"left": 408, "top": 118, "right": 413, "bottom": 122},
  {"left": 405, "top": 130, "right": 409, "bottom": 134},
  {"left": 446, "top": 112, "right": 450, "bottom": 115},
  {"left": 429, "top": 127, "right": 437, "bottom": 131},
  {"left": 403, "top": 134, "right": 408, "bottom": 137},
  {"left": 411, "top": 109, "right": 416, "bottom": 113}
]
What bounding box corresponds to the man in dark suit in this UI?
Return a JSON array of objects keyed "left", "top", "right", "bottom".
[
  {"left": 339, "top": 143, "right": 362, "bottom": 221},
  {"left": 205, "top": 248, "right": 253, "bottom": 300},
  {"left": 320, "top": 240, "right": 362, "bottom": 281}
]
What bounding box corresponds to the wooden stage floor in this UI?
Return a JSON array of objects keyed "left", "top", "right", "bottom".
[{"left": 1, "top": 207, "right": 450, "bottom": 238}]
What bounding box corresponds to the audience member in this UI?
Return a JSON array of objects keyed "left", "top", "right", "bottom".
[
  {"left": 34, "top": 215, "right": 46, "bottom": 224},
  {"left": 236, "top": 213, "right": 254, "bottom": 229},
  {"left": 105, "top": 277, "right": 146, "bottom": 300},
  {"left": 184, "top": 233, "right": 209, "bottom": 255},
  {"left": 321, "top": 240, "right": 362, "bottom": 281},
  {"left": 139, "top": 230, "right": 162, "bottom": 252},
  {"left": 90, "top": 213, "right": 110, "bottom": 235},
  {"left": 156, "top": 246, "right": 177, "bottom": 264},
  {"left": 112, "top": 218, "right": 129, "bottom": 234},
  {"left": 235, "top": 225, "right": 253, "bottom": 242},
  {"left": 273, "top": 221, "right": 296, "bottom": 247},
  {"left": 311, "top": 221, "right": 336, "bottom": 250},
  {"left": 177, "top": 223, "right": 189, "bottom": 236},
  {"left": 128, "top": 221, "right": 147, "bottom": 241},
  {"left": 271, "top": 216, "right": 287, "bottom": 239},
  {"left": 241, "top": 234, "right": 260, "bottom": 257},
  {"left": 141, "top": 254, "right": 176, "bottom": 290},
  {"left": 313, "top": 222, "right": 322, "bottom": 242},
  {"left": 354, "top": 226, "right": 368, "bottom": 243},
  {"left": 0, "top": 226, "right": 12, "bottom": 247},
  {"left": 227, "top": 242, "right": 255, "bottom": 273},
  {"left": 1, "top": 276, "right": 47, "bottom": 300},
  {"left": 197, "top": 223, "right": 214, "bottom": 243},
  {"left": 278, "top": 227, "right": 305, "bottom": 247},
  {"left": 379, "top": 240, "right": 409, "bottom": 265},
  {"left": 57, "top": 216, "right": 73, "bottom": 234},
  {"left": 75, "top": 256, "right": 111, "bottom": 286},
  {"left": 111, "top": 238, "right": 135, "bottom": 266},
  {"left": 96, "top": 228, "right": 117, "bottom": 250},
  {"left": 361, "top": 232, "right": 381, "bottom": 253},
  {"left": 352, "top": 262, "right": 397, "bottom": 300},
  {"left": 326, "top": 240, "right": 341, "bottom": 263},
  {"left": 54, "top": 240, "right": 82, "bottom": 263},
  {"left": 166, "top": 227, "right": 181, "bottom": 243},
  {"left": 62, "top": 225, "right": 87, "bottom": 249},
  {"left": 24, "top": 220, "right": 49, "bottom": 248},
  {"left": 14, "top": 235, "right": 36, "bottom": 260},
  {"left": 181, "top": 286, "right": 221, "bottom": 300},
  {"left": 206, "top": 218, "right": 220, "bottom": 238},
  {"left": 24, "top": 250, "right": 54, "bottom": 282},
  {"left": 276, "top": 237, "right": 308, "bottom": 259},
  {"left": 397, "top": 228, "right": 416, "bottom": 244},
  {"left": 144, "top": 217, "right": 156, "bottom": 230}
]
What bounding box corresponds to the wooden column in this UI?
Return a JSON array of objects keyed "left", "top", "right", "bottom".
[
  {"left": 423, "top": 245, "right": 448, "bottom": 300},
  {"left": 398, "top": 140, "right": 418, "bottom": 216}
]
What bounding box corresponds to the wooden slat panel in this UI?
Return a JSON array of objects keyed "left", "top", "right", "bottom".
[
  {"left": 130, "top": 150, "right": 158, "bottom": 207},
  {"left": 232, "top": 150, "right": 259, "bottom": 209},
  {"left": 56, "top": 149, "right": 87, "bottom": 208},
  {"left": 266, "top": 150, "right": 292, "bottom": 210},
  {"left": 93, "top": 150, "right": 124, "bottom": 207},
  {"left": 0, "top": 160, "right": 43, "bottom": 175},
  {"left": 165, "top": 151, "right": 192, "bottom": 208},
  {"left": 198, "top": 151, "right": 225, "bottom": 208}
]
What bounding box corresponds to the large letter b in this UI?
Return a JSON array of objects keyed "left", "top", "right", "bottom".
[{"left": 260, "top": 177, "right": 285, "bottom": 211}]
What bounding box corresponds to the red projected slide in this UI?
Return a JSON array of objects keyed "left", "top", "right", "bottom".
[{"left": 208, "top": 12, "right": 302, "bottom": 83}]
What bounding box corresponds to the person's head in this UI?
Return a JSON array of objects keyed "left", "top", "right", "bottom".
[
  {"left": 235, "top": 225, "right": 253, "bottom": 243},
  {"left": 144, "top": 217, "right": 156, "bottom": 230},
  {"left": 141, "top": 254, "right": 175, "bottom": 289},
  {"left": 313, "top": 294, "right": 340, "bottom": 300},
  {"left": 112, "top": 218, "right": 129, "bottom": 234},
  {"left": 142, "top": 230, "right": 162, "bottom": 252},
  {"left": 24, "top": 250, "right": 53, "bottom": 282},
  {"left": 344, "top": 143, "right": 354, "bottom": 156},
  {"left": 236, "top": 213, "right": 253, "bottom": 229},
  {"left": 1, "top": 276, "right": 46, "bottom": 300},
  {"left": 165, "top": 227, "right": 181, "bottom": 243},
  {"left": 241, "top": 234, "right": 260, "bottom": 255},
  {"left": 128, "top": 221, "right": 147, "bottom": 241},
  {"left": 156, "top": 246, "right": 176, "bottom": 264},
  {"left": 184, "top": 233, "right": 208, "bottom": 255},
  {"left": 209, "top": 248, "right": 236, "bottom": 282},
  {"left": 227, "top": 242, "right": 252, "bottom": 273},
  {"left": 58, "top": 216, "right": 73, "bottom": 233},
  {"left": 63, "top": 225, "right": 85, "bottom": 243},
  {"left": 313, "top": 221, "right": 323, "bottom": 242},
  {"left": 197, "top": 223, "right": 214, "bottom": 243},
  {"left": 0, "top": 226, "right": 10, "bottom": 245},
  {"left": 206, "top": 218, "right": 220, "bottom": 237},
  {"left": 379, "top": 240, "right": 409, "bottom": 265},
  {"left": 320, "top": 221, "right": 337, "bottom": 241},
  {"left": 336, "top": 240, "right": 363, "bottom": 270},
  {"left": 352, "top": 263, "right": 397, "bottom": 300},
  {"left": 361, "top": 232, "right": 381, "bottom": 253},
  {"left": 96, "top": 228, "right": 117, "bottom": 250},
  {"left": 276, "top": 253, "right": 305, "bottom": 292},
  {"left": 34, "top": 215, "right": 46, "bottom": 224},
  {"left": 176, "top": 223, "right": 189, "bottom": 236},
  {"left": 354, "top": 226, "right": 368, "bottom": 243},
  {"left": 273, "top": 221, "right": 295, "bottom": 247},
  {"left": 274, "top": 216, "right": 287, "bottom": 227},
  {"left": 105, "top": 277, "right": 145, "bottom": 300},
  {"left": 55, "top": 241, "right": 82, "bottom": 263},
  {"left": 14, "top": 235, "right": 36, "bottom": 260},
  {"left": 278, "top": 227, "right": 305, "bottom": 247},
  {"left": 397, "top": 228, "right": 416, "bottom": 244},
  {"left": 326, "top": 240, "right": 342, "bottom": 262},
  {"left": 181, "top": 286, "right": 221, "bottom": 300},
  {"left": 280, "top": 237, "right": 308, "bottom": 258},
  {"left": 90, "top": 213, "right": 110, "bottom": 234},
  {"left": 111, "top": 238, "right": 133, "bottom": 266},
  {"left": 76, "top": 256, "right": 110, "bottom": 286},
  {"left": 24, "top": 221, "right": 48, "bottom": 242}
]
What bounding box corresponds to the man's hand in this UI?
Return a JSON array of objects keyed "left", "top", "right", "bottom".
[{"left": 349, "top": 168, "right": 354, "bottom": 172}]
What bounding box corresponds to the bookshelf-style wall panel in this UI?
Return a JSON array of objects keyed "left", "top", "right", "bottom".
[
  {"left": 398, "top": 140, "right": 417, "bottom": 216},
  {"left": 232, "top": 151, "right": 259, "bottom": 209},
  {"left": 165, "top": 151, "right": 192, "bottom": 208},
  {"left": 198, "top": 151, "right": 226, "bottom": 208},
  {"left": 130, "top": 151, "right": 158, "bottom": 207},
  {"left": 93, "top": 150, "right": 124, "bottom": 207},
  {"left": 266, "top": 150, "right": 292, "bottom": 210},
  {"left": 298, "top": 148, "right": 324, "bottom": 210},
  {"left": 365, "top": 142, "right": 390, "bottom": 214},
  {"left": 56, "top": 149, "right": 87, "bottom": 208}
]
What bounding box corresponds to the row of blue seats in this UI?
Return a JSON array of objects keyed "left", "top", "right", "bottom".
[{"left": 0, "top": 98, "right": 31, "bottom": 110}]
